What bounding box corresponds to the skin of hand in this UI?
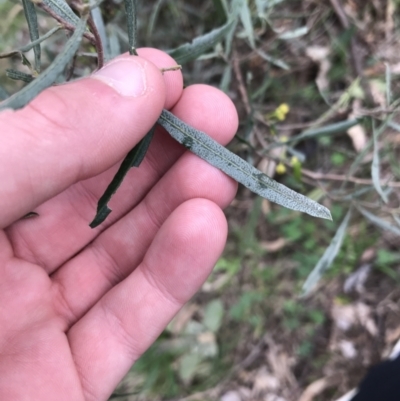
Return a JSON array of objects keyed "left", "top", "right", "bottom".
[{"left": 0, "top": 48, "right": 238, "bottom": 400}]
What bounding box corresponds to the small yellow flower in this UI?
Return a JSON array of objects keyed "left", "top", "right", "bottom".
[
  {"left": 276, "top": 162, "right": 286, "bottom": 174},
  {"left": 291, "top": 156, "right": 299, "bottom": 166},
  {"left": 275, "top": 103, "right": 290, "bottom": 121}
]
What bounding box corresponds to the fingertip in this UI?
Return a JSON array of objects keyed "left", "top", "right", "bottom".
[
  {"left": 137, "top": 48, "right": 184, "bottom": 110},
  {"left": 144, "top": 198, "right": 228, "bottom": 303},
  {"left": 171, "top": 84, "right": 239, "bottom": 145}
]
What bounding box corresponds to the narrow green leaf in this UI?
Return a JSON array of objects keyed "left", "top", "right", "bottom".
[
  {"left": 168, "top": 19, "right": 235, "bottom": 64},
  {"left": 89, "top": 125, "right": 156, "bottom": 228},
  {"left": 22, "top": 0, "right": 41, "bottom": 71},
  {"left": 0, "top": 16, "right": 87, "bottom": 111},
  {"left": 19, "top": 26, "right": 62, "bottom": 53},
  {"left": 286, "top": 119, "right": 360, "bottom": 145},
  {"left": 40, "top": 0, "right": 80, "bottom": 27},
  {"left": 6, "top": 69, "right": 35, "bottom": 83},
  {"left": 124, "top": 0, "right": 138, "bottom": 55},
  {"left": 256, "top": 49, "right": 289, "bottom": 70},
  {"left": 371, "top": 119, "right": 388, "bottom": 203},
  {"left": 158, "top": 110, "right": 332, "bottom": 220},
  {"left": 146, "top": 0, "right": 164, "bottom": 41},
  {"left": 0, "top": 86, "right": 9, "bottom": 101},
  {"left": 235, "top": 0, "right": 255, "bottom": 47},
  {"left": 302, "top": 209, "right": 352, "bottom": 296},
  {"left": 357, "top": 206, "right": 400, "bottom": 236},
  {"left": 129, "top": 127, "right": 155, "bottom": 167}
]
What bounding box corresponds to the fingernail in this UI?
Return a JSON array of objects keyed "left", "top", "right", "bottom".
[{"left": 91, "top": 58, "right": 147, "bottom": 97}]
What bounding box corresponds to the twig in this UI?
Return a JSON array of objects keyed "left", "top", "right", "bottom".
[
  {"left": 301, "top": 169, "right": 400, "bottom": 188},
  {"left": 36, "top": 2, "right": 96, "bottom": 45},
  {"left": 232, "top": 49, "right": 251, "bottom": 115},
  {"left": 87, "top": 13, "right": 104, "bottom": 68}
]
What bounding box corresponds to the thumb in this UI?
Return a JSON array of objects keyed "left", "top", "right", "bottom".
[{"left": 0, "top": 54, "right": 167, "bottom": 228}]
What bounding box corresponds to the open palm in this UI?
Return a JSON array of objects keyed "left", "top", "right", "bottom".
[{"left": 0, "top": 49, "right": 238, "bottom": 400}]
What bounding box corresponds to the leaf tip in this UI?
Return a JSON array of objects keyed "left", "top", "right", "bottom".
[{"left": 89, "top": 206, "right": 112, "bottom": 228}]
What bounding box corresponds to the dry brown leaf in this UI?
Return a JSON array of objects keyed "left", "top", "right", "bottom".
[
  {"left": 347, "top": 100, "right": 367, "bottom": 152},
  {"left": 298, "top": 378, "right": 330, "bottom": 401},
  {"left": 260, "top": 238, "right": 287, "bottom": 253},
  {"left": 305, "top": 46, "right": 331, "bottom": 93}
]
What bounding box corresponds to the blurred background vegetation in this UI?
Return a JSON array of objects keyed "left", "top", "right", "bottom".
[{"left": 2, "top": 0, "right": 400, "bottom": 400}]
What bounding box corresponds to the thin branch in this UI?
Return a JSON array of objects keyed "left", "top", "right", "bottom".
[
  {"left": 301, "top": 169, "right": 400, "bottom": 188},
  {"left": 87, "top": 13, "right": 104, "bottom": 68},
  {"left": 36, "top": 2, "right": 96, "bottom": 45}
]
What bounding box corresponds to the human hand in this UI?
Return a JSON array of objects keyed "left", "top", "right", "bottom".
[{"left": 0, "top": 48, "right": 238, "bottom": 400}]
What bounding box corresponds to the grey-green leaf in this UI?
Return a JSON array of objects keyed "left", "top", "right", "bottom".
[
  {"left": 41, "top": 0, "right": 80, "bottom": 27},
  {"left": 357, "top": 206, "right": 400, "bottom": 236},
  {"left": 158, "top": 110, "right": 332, "bottom": 220},
  {"left": 302, "top": 209, "right": 352, "bottom": 296},
  {"left": 124, "top": 0, "right": 138, "bottom": 55},
  {"left": 6, "top": 69, "right": 35, "bottom": 83},
  {"left": 22, "top": 0, "right": 41, "bottom": 71},
  {"left": 0, "top": 16, "right": 87, "bottom": 111},
  {"left": 285, "top": 119, "right": 360, "bottom": 145},
  {"left": 19, "top": 26, "right": 62, "bottom": 53},
  {"left": 372, "top": 119, "right": 388, "bottom": 203},
  {"left": 168, "top": 19, "right": 235, "bottom": 64}
]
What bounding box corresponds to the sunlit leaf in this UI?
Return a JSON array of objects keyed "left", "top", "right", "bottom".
[
  {"left": 22, "top": 0, "right": 41, "bottom": 71},
  {"left": 168, "top": 19, "right": 235, "bottom": 64},
  {"left": 302, "top": 209, "right": 352, "bottom": 296},
  {"left": 0, "top": 16, "right": 87, "bottom": 111},
  {"left": 158, "top": 110, "right": 332, "bottom": 220},
  {"left": 278, "top": 26, "right": 308, "bottom": 40},
  {"left": 89, "top": 126, "right": 156, "bottom": 228}
]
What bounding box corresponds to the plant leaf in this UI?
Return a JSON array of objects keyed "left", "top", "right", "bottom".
[
  {"left": 168, "top": 19, "right": 235, "bottom": 64},
  {"left": 0, "top": 86, "right": 9, "bottom": 101},
  {"left": 22, "top": 0, "right": 41, "bottom": 71},
  {"left": 0, "top": 16, "right": 87, "bottom": 112},
  {"left": 6, "top": 69, "right": 35, "bottom": 83},
  {"left": 124, "top": 0, "right": 137, "bottom": 55},
  {"left": 357, "top": 205, "right": 400, "bottom": 236},
  {"left": 233, "top": 0, "right": 255, "bottom": 48},
  {"left": 40, "top": 0, "right": 80, "bottom": 27},
  {"left": 158, "top": 110, "right": 332, "bottom": 220},
  {"left": 256, "top": 48, "right": 289, "bottom": 70},
  {"left": 371, "top": 119, "right": 388, "bottom": 203},
  {"left": 19, "top": 25, "right": 62, "bottom": 53},
  {"left": 286, "top": 119, "right": 360, "bottom": 145},
  {"left": 302, "top": 209, "right": 352, "bottom": 296},
  {"left": 89, "top": 125, "right": 156, "bottom": 228}
]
